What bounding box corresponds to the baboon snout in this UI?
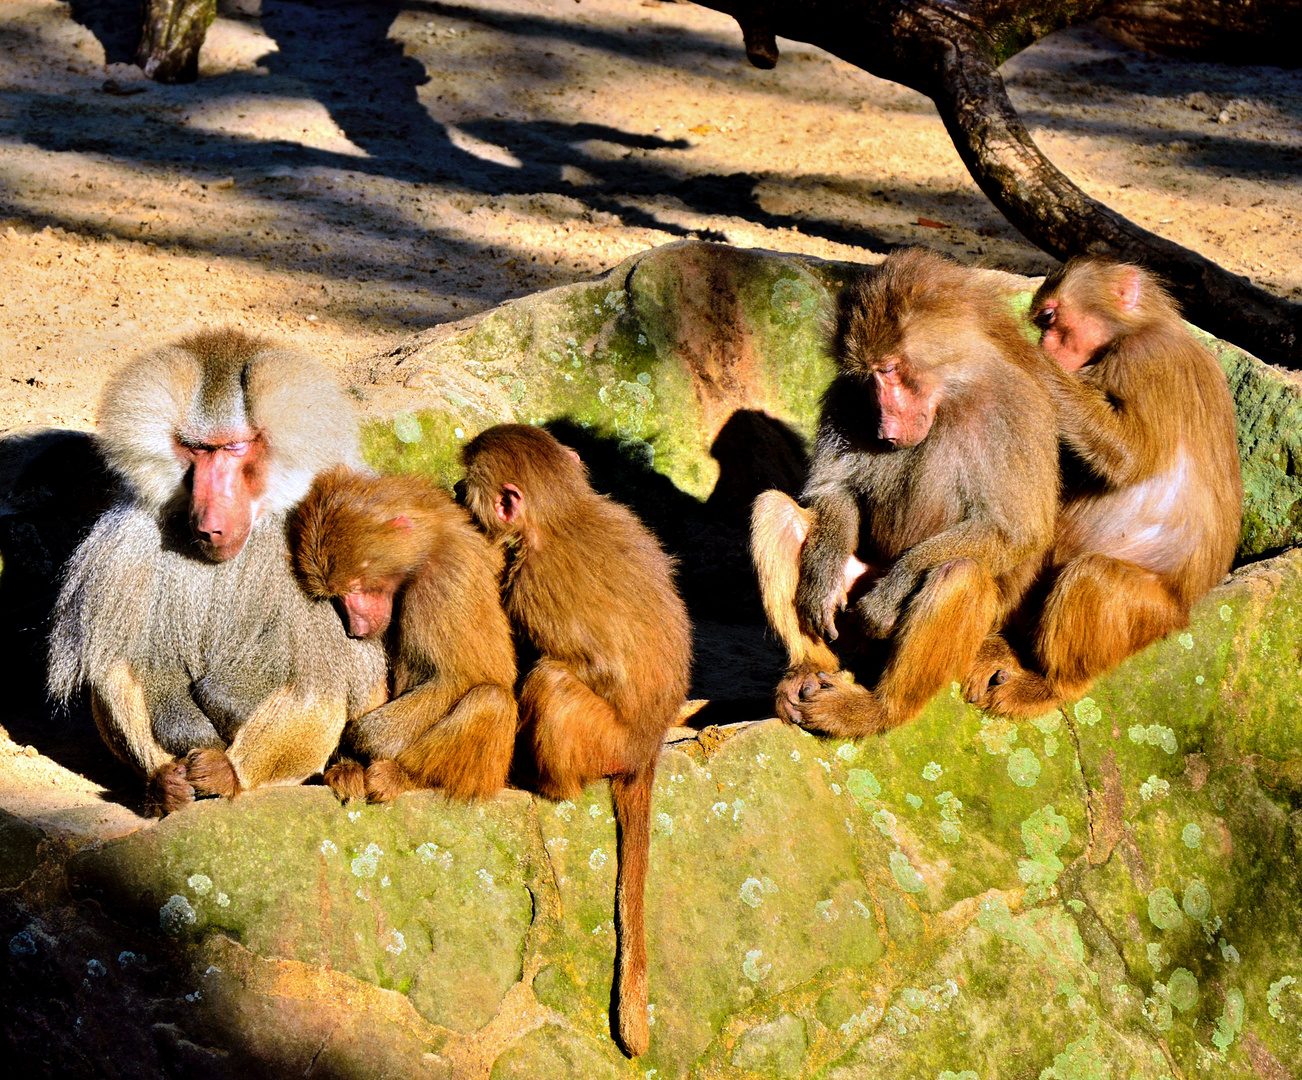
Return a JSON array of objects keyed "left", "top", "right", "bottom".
[{"left": 186, "top": 440, "right": 262, "bottom": 561}]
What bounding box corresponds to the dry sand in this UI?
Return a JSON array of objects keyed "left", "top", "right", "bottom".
[{"left": 2, "top": 0, "right": 1301, "bottom": 433}]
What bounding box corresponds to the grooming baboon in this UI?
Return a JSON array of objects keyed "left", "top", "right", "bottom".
[
  {"left": 751, "top": 248, "right": 1060, "bottom": 736},
  {"left": 48, "top": 330, "right": 387, "bottom": 815},
  {"left": 289, "top": 466, "right": 518, "bottom": 802},
  {"left": 964, "top": 257, "right": 1241, "bottom": 715},
  {"left": 460, "top": 424, "right": 692, "bottom": 1058}
]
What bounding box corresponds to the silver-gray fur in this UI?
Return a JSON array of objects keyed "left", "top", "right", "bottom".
[
  {"left": 97, "top": 335, "right": 362, "bottom": 515},
  {"left": 48, "top": 331, "right": 386, "bottom": 793}
]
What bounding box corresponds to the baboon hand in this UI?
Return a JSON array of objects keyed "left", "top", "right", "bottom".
[
  {"left": 856, "top": 572, "right": 908, "bottom": 638},
  {"left": 796, "top": 586, "right": 843, "bottom": 643}
]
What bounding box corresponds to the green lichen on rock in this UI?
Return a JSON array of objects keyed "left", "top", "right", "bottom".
[
  {"left": 0, "top": 809, "right": 44, "bottom": 889},
  {"left": 489, "top": 1025, "right": 628, "bottom": 1080},
  {"left": 68, "top": 788, "right": 538, "bottom": 1033},
  {"left": 729, "top": 1012, "right": 808, "bottom": 1077},
  {"left": 1194, "top": 327, "right": 1302, "bottom": 558}
]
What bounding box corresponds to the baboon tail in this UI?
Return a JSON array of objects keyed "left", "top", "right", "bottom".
[{"left": 611, "top": 765, "right": 654, "bottom": 1056}]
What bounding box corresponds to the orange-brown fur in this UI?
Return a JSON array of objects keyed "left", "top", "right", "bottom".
[
  {"left": 964, "top": 257, "right": 1242, "bottom": 715},
  {"left": 290, "top": 467, "right": 518, "bottom": 801},
  {"left": 460, "top": 425, "right": 692, "bottom": 1058},
  {"left": 752, "top": 248, "right": 1061, "bottom": 736}
]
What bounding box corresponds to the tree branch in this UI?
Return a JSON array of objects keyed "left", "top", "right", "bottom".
[
  {"left": 930, "top": 22, "right": 1300, "bottom": 364},
  {"left": 700, "top": 0, "right": 1302, "bottom": 366}
]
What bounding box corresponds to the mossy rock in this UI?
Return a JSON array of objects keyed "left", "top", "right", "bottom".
[
  {"left": 6, "top": 242, "right": 1302, "bottom": 1079},
  {"left": 14, "top": 549, "right": 1293, "bottom": 1079}
]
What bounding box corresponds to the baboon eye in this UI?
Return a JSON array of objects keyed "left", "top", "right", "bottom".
[{"left": 1033, "top": 306, "right": 1057, "bottom": 331}]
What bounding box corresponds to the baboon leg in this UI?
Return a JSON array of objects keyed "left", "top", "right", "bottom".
[
  {"left": 379, "top": 684, "right": 518, "bottom": 801},
  {"left": 796, "top": 558, "right": 999, "bottom": 736},
  {"left": 221, "top": 688, "right": 348, "bottom": 790},
  {"left": 520, "top": 660, "right": 632, "bottom": 801},
  {"left": 980, "top": 554, "right": 1187, "bottom": 717}
]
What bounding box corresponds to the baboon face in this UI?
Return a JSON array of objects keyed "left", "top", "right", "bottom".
[{"left": 177, "top": 431, "right": 267, "bottom": 561}]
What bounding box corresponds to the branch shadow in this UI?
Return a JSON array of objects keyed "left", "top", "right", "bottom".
[{"left": 38, "top": 0, "right": 901, "bottom": 261}]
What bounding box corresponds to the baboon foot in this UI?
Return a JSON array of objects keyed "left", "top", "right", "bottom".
[
  {"left": 968, "top": 651, "right": 1065, "bottom": 719},
  {"left": 144, "top": 759, "right": 194, "bottom": 817},
  {"left": 962, "top": 635, "right": 1020, "bottom": 707},
  {"left": 324, "top": 760, "right": 366, "bottom": 802},
  {"left": 186, "top": 748, "right": 242, "bottom": 799},
  {"left": 790, "top": 672, "right": 888, "bottom": 738}
]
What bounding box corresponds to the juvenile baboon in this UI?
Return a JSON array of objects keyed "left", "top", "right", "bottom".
[
  {"left": 460, "top": 424, "right": 692, "bottom": 1058},
  {"left": 289, "top": 467, "right": 518, "bottom": 802},
  {"left": 48, "top": 330, "right": 387, "bottom": 815},
  {"left": 751, "top": 248, "right": 1060, "bottom": 736},
  {"left": 964, "top": 257, "right": 1242, "bottom": 714}
]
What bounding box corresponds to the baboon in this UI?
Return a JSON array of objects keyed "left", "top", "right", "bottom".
[
  {"left": 964, "top": 257, "right": 1241, "bottom": 715},
  {"left": 751, "top": 248, "right": 1060, "bottom": 735},
  {"left": 48, "top": 330, "right": 387, "bottom": 815},
  {"left": 460, "top": 424, "right": 692, "bottom": 1058},
  {"left": 289, "top": 467, "right": 518, "bottom": 802}
]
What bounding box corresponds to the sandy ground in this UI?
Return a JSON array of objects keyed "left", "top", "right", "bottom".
[
  {"left": 2, "top": 0, "right": 1302, "bottom": 829},
  {"left": 2, "top": 0, "right": 1302, "bottom": 433}
]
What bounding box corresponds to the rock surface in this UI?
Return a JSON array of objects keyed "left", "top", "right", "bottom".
[{"left": 4, "top": 241, "right": 1302, "bottom": 1079}]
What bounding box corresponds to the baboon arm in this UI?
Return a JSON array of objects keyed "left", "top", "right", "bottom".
[
  {"left": 858, "top": 518, "right": 1029, "bottom": 636},
  {"left": 347, "top": 679, "right": 466, "bottom": 760},
  {"left": 1042, "top": 363, "right": 1162, "bottom": 486},
  {"left": 894, "top": 517, "right": 1037, "bottom": 586},
  {"left": 796, "top": 490, "right": 861, "bottom": 639},
  {"left": 144, "top": 667, "right": 225, "bottom": 759}
]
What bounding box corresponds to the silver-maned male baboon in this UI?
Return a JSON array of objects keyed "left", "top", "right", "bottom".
[{"left": 48, "top": 329, "right": 387, "bottom": 815}]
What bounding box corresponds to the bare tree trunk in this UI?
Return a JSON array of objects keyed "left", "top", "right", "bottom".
[
  {"left": 701, "top": 0, "right": 1302, "bottom": 366},
  {"left": 136, "top": 0, "right": 216, "bottom": 84}
]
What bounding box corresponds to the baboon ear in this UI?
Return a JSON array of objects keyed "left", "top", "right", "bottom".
[
  {"left": 387, "top": 515, "right": 413, "bottom": 532},
  {"left": 1115, "top": 271, "right": 1141, "bottom": 312},
  {"left": 563, "top": 446, "right": 582, "bottom": 466},
  {"left": 496, "top": 483, "right": 523, "bottom": 524}
]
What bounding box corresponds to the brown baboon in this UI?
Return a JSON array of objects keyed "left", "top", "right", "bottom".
[
  {"left": 289, "top": 466, "right": 518, "bottom": 802},
  {"left": 751, "top": 248, "right": 1060, "bottom": 736},
  {"left": 48, "top": 329, "right": 387, "bottom": 815},
  {"left": 964, "top": 257, "right": 1242, "bottom": 715},
  {"left": 460, "top": 424, "right": 692, "bottom": 1058}
]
